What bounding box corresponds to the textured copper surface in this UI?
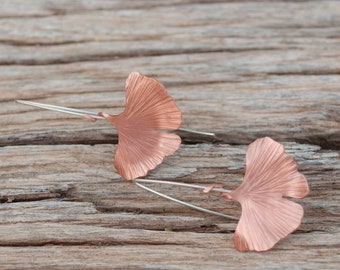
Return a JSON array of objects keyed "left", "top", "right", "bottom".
[
  {"left": 99, "top": 72, "right": 182, "bottom": 180},
  {"left": 224, "top": 137, "right": 309, "bottom": 251}
]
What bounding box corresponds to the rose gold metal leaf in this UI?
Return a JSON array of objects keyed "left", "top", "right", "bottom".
[
  {"left": 229, "top": 137, "right": 309, "bottom": 251},
  {"left": 242, "top": 137, "right": 309, "bottom": 199},
  {"left": 100, "top": 72, "right": 182, "bottom": 180},
  {"left": 123, "top": 72, "right": 182, "bottom": 130}
]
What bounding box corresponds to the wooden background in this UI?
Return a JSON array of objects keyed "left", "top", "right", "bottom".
[{"left": 0, "top": 0, "right": 339, "bottom": 269}]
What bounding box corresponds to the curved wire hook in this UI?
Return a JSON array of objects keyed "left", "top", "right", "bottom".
[{"left": 133, "top": 178, "right": 239, "bottom": 220}]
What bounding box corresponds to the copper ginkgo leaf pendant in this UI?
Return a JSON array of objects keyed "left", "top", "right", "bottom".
[
  {"left": 99, "top": 72, "right": 182, "bottom": 180},
  {"left": 223, "top": 137, "right": 309, "bottom": 252}
]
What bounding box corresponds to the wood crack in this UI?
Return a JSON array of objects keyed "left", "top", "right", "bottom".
[{"left": 0, "top": 47, "right": 282, "bottom": 66}]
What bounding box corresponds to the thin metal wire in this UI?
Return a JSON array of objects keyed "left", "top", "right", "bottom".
[
  {"left": 16, "top": 100, "right": 215, "bottom": 136},
  {"left": 16, "top": 100, "right": 105, "bottom": 120},
  {"left": 133, "top": 179, "right": 238, "bottom": 220},
  {"left": 178, "top": 128, "right": 215, "bottom": 137},
  {"left": 134, "top": 179, "right": 231, "bottom": 193}
]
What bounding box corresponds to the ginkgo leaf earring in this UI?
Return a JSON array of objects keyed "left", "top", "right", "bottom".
[
  {"left": 96, "top": 72, "right": 182, "bottom": 180},
  {"left": 134, "top": 137, "right": 309, "bottom": 252},
  {"left": 17, "top": 72, "right": 214, "bottom": 180},
  {"left": 206, "top": 137, "right": 309, "bottom": 251}
]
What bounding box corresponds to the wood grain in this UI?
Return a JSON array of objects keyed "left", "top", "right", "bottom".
[
  {"left": 0, "top": 143, "right": 339, "bottom": 268},
  {"left": 0, "top": 0, "right": 339, "bottom": 269},
  {"left": 0, "top": 1, "right": 339, "bottom": 148}
]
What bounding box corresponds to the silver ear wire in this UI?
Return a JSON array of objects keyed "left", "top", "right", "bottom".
[
  {"left": 16, "top": 100, "right": 215, "bottom": 137},
  {"left": 16, "top": 100, "right": 105, "bottom": 120},
  {"left": 133, "top": 179, "right": 239, "bottom": 220},
  {"left": 177, "top": 128, "right": 215, "bottom": 137}
]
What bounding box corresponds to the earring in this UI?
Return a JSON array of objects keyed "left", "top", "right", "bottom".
[
  {"left": 134, "top": 137, "right": 309, "bottom": 252},
  {"left": 17, "top": 72, "right": 214, "bottom": 180}
]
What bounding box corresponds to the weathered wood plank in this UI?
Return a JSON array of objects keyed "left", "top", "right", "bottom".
[
  {"left": 0, "top": 143, "right": 339, "bottom": 268},
  {"left": 0, "top": 0, "right": 339, "bottom": 269},
  {"left": 0, "top": 1, "right": 339, "bottom": 148},
  {"left": 0, "top": 143, "right": 338, "bottom": 231},
  {"left": 1, "top": 231, "right": 338, "bottom": 270},
  {"left": 1, "top": 69, "right": 339, "bottom": 148},
  {"left": 0, "top": 226, "right": 339, "bottom": 270},
  {"left": 1, "top": 0, "right": 339, "bottom": 64}
]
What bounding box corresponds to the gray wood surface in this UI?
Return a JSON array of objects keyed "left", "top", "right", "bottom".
[{"left": 0, "top": 0, "right": 339, "bottom": 269}]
